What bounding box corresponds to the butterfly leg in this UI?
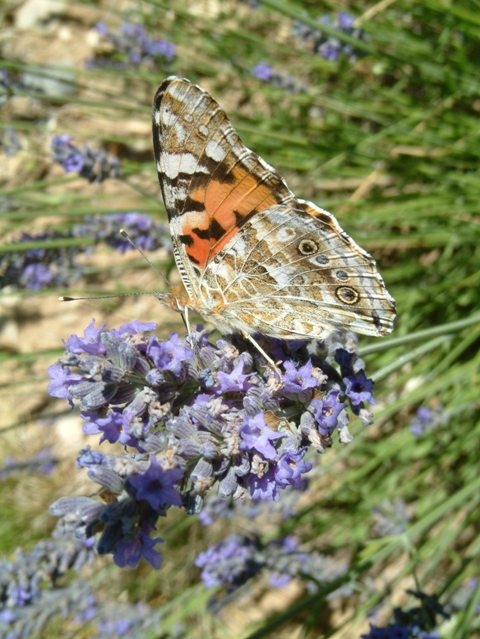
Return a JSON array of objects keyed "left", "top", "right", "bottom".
[
  {"left": 242, "top": 333, "right": 282, "bottom": 381},
  {"left": 182, "top": 306, "right": 206, "bottom": 371}
]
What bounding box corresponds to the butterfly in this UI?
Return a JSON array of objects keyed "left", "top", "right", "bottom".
[{"left": 152, "top": 76, "right": 395, "bottom": 348}]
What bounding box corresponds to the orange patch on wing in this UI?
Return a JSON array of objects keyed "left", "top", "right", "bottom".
[
  {"left": 182, "top": 226, "right": 218, "bottom": 269},
  {"left": 205, "top": 168, "right": 279, "bottom": 218},
  {"left": 184, "top": 166, "right": 280, "bottom": 269}
]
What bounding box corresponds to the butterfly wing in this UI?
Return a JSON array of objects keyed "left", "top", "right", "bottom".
[
  {"left": 203, "top": 201, "right": 396, "bottom": 338},
  {"left": 153, "top": 76, "right": 395, "bottom": 340},
  {"left": 152, "top": 76, "right": 295, "bottom": 299}
]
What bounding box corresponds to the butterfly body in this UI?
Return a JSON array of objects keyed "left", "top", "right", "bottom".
[{"left": 153, "top": 77, "right": 395, "bottom": 340}]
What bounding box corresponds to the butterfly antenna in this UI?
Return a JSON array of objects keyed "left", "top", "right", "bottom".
[
  {"left": 59, "top": 291, "right": 143, "bottom": 302},
  {"left": 118, "top": 228, "right": 169, "bottom": 285},
  {"left": 60, "top": 229, "right": 171, "bottom": 303}
]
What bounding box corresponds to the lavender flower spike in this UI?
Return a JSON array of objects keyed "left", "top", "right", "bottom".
[{"left": 48, "top": 321, "right": 376, "bottom": 568}]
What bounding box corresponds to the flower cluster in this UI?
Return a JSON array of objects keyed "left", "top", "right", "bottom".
[
  {"left": 48, "top": 319, "right": 376, "bottom": 568},
  {"left": 409, "top": 405, "right": 446, "bottom": 437},
  {"left": 251, "top": 62, "right": 306, "bottom": 93},
  {"left": 51, "top": 134, "right": 120, "bottom": 183},
  {"left": 198, "top": 483, "right": 301, "bottom": 526},
  {"left": 292, "top": 12, "right": 365, "bottom": 62},
  {"left": 92, "top": 600, "right": 185, "bottom": 639},
  {"left": 0, "top": 231, "right": 87, "bottom": 290},
  {"left": 1, "top": 213, "right": 169, "bottom": 291},
  {"left": 362, "top": 590, "right": 449, "bottom": 639},
  {"left": 0, "top": 533, "right": 94, "bottom": 636},
  {"left": 89, "top": 21, "right": 176, "bottom": 69},
  {"left": 0, "top": 528, "right": 184, "bottom": 638},
  {"left": 72, "top": 212, "right": 171, "bottom": 254},
  {"left": 196, "top": 533, "right": 347, "bottom": 596},
  {"left": 0, "top": 448, "right": 57, "bottom": 480}
]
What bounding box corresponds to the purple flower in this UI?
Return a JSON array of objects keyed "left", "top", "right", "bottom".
[
  {"left": 113, "top": 528, "right": 163, "bottom": 569},
  {"left": 0, "top": 449, "right": 58, "bottom": 480},
  {"left": 9, "top": 585, "right": 31, "bottom": 606},
  {"left": 309, "top": 390, "right": 345, "bottom": 436},
  {"left": 195, "top": 534, "right": 261, "bottom": 589},
  {"left": 198, "top": 494, "right": 235, "bottom": 526},
  {"left": 282, "top": 359, "right": 323, "bottom": 398},
  {"left": 98, "top": 618, "right": 134, "bottom": 635},
  {"left": 0, "top": 210, "right": 169, "bottom": 292},
  {"left": 22, "top": 262, "right": 54, "bottom": 288},
  {"left": 409, "top": 405, "right": 446, "bottom": 437},
  {"left": 362, "top": 590, "right": 449, "bottom": 639},
  {"left": 245, "top": 466, "right": 279, "bottom": 501},
  {"left": 127, "top": 457, "right": 183, "bottom": 511},
  {"left": 95, "top": 20, "right": 108, "bottom": 35},
  {"left": 146, "top": 332, "right": 193, "bottom": 378},
  {"left": 293, "top": 11, "right": 365, "bottom": 62},
  {"left": 196, "top": 533, "right": 347, "bottom": 597},
  {"left": 48, "top": 319, "right": 161, "bottom": 446},
  {"left": 337, "top": 11, "right": 356, "bottom": 30},
  {"left": 344, "top": 370, "right": 375, "bottom": 407},
  {"left": 82, "top": 410, "right": 124, "bottom": 443},
  {"left": 274, "top": 450, "right": 311, "bottom": 490},
  {"left": 251, "top": 62, "right": 305, "bottom": 92},
  {"left": 47, "top": 363, "right": 83, "bottom": 406},
  {"left": 240, "top": 413, "right": 284, "bottom": 460},
  {"left": 334, "top": 342, "right": 366, "bottom": 375},
  {"left": 73, "top": 212, "right": 170, "bottom": 253},
  {"left": 51, "top": 134, "right": 120, "bottom": 182},
  {"left": 0, "top": 230, "right": 86, "bottom": 291},
  {"left": 118, "top": 320, "right": 157, "bottom": 334},
  {"left": 97, "top": 616, "right": 137, "bottom": 635},
  {"left": 148, "top": 39, "right": 176, "bottom": 61},
  {"left": 0, "top": 609, "right": 17, "bottom": 623},
  {"left": 65, "top": 318, "right": 106, "bottom": 355},
  {"left": 0, "top": 533, "right": 95, "bottom": 620},
  {"left": 316, "top": 39, "right": 342, "bottom": 61},
  {"left": 362, "top": 624, "right": 410, "bottom": 639},
  {"left": 251, "top": 62, "right": 272, "bottom": 81},
  {"left": 216, "top": 358, "right": 253, "bottom": 393},
  {"left": 89, "top": 21, "right": 176, "bottom": 69},
  {"left": 265, "top": 536, "right": 305, "bottom": 588},
  {"left": 77, "top": 447, "right": 106, "bottom": 468}
]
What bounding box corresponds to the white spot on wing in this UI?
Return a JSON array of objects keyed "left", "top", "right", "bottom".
[
  {"left": 171, "top": 210, "right": 208, "bottom": 229},
  {"left": 174, "top": 122, "right": 187, "bottom": 144},
  {"left": 212, "top": 262, "right": 231, "bottom": 279},
  {"left": 276, "top": 226, "right": 296, "bottom": 241},
  {"left": 161, "top": 104, "right": 173, "bottom": 126},
  {"left": 205, "top": 140, "right": 226, "bottom": 162},
  {"left": 162, "top": 153, "right": 209, "bottom": 179}
]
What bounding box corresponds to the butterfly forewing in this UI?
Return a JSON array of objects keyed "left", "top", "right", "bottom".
[{"left": 153, "top": 76, "right": 295, "bottom": 271}]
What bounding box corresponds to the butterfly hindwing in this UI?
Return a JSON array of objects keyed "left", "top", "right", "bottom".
[{"left": 203, "top": 202, "right": 396, "bottom": 338}]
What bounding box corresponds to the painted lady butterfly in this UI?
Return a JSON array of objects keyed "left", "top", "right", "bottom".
[{"left": 152, "top": 76, "right": 395, "bottom": 344}]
